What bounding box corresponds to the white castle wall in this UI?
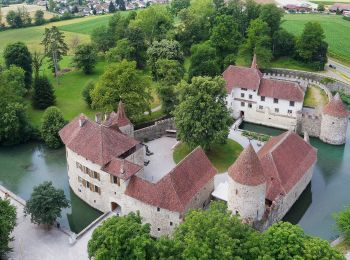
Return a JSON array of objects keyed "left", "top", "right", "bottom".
[
  {"left": 227, "top": 177, "right": 266, "bottom": 222},
  {"left": 320, "top": 114, "right": 348, "bottom": 145}
]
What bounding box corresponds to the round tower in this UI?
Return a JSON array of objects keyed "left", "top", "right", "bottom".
[
  {"left": 227, "top": 144, "right": 266, "bottom": 222},
  {"left": 320, "top": 93, "right": 350, "bottom": 145}
]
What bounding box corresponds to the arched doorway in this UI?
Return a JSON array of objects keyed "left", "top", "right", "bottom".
[
  {"left": 240, "top": 111, "right": 245, "bottom": 117},
  {"left": 111, "top": 202, "right": 119, "bottom": 211}
]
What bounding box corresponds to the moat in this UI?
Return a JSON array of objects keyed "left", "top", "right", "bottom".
[
  {"left": 0, "top": 122, "right": 350, "bottom": 239},
  {"left": 0, "top": 142, "right": 102, "bottom": 233}
]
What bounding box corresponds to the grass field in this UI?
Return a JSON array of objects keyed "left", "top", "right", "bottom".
[
  {"left": 270, "top": 57, "right": 318, "bottom": 71},
  {"left": 282, "top": 14, "right": 350, "bottom": 65},
  {"left": 304, "top": 85, "right": 329, "bottom": 108},
  {"left": 57, "top": 15, "right": 112, "bottom": 35},
  {"left": 173, "top": 140, "right": 243, "bottom": 173}
]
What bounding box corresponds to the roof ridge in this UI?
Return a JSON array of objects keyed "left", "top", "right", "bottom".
[
  {"left": 168, "top": 174, "right": 186, "bottom": 211},
  {"left": 266, "top": 153, "right": 286, "bottom": 195}
]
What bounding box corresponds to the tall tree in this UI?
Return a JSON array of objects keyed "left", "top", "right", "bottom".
[
  {"left": 130, "top": 5, "right": 173, "bottom": 43},
  {"left": 210, "top": 15, "right": 242, "bottom": 68},
  {"left": 115, "top": 0, "right": 126, "bottom": 10},
  {"left": 34, "top": 10, "right": 45, "bottom": 25},
  {"left": 90, "top": 60, "right": 152, "bottom": 120},
  {"left": 3, "top": 42, "right": 33, "bottom": 89},
  {"left": 272, "top": 28, "right": 295, "bottom": 58},
  {"left": 32, "top": 51, "right": 45, "bottom": 79},
  {"left": 296, "top": 22, "right": 328, "bottom": 70},
  {"left": 41, "top": 26, "right": 69, "bottom": 79},
  {"left": 0, "top": 198, "right": 16, "bottom": 257},
  {"left": 239, "top": 18, "right": 272, "bottom": 68},
  {"left": 189, "top": 41, "right": 220, "bottom": 79},
  {"left": 259, "top": 4, "right": 283, "bottom": 37},
  {"left": 91, "top": 26, "right": 116, "bottom": 53},
  {"left": 174, "top": 76, "right": 232, "bottom": 150},
  {"left": 41, "top": 106, "right": 66, "bottom": 149},
  {"left": 105, "top": 38, "right": 135, "bottom": 63},
  {"left": 146, "top": 39, "right": 184, "bottom": 79},
  {"left": 88, "top": 213, "right": 154, "bottom": 260},
  {"left": 72, "top": 44, "right": 97, "bottom": 74},
  {"left": 24, "top": 181, "right": 70, "bottom": 226},
  {"left": 125, "top": 26, "right": 147, "bottom": 68},
  {"left": 170, "top": 0, "right": 190, "bottom": 15},
  {"left": 32, "top": 75, "right": 56, "bottom": 109},
  {"left": 108, "top": 1, "right": 116, "bottom": 13}
]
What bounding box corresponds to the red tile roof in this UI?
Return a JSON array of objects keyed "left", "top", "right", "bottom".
[
  {"left": 228, "top": 144, "right": 266, "bottom": 186},
  {"left": 59, "top": 115, "right": 139, "bottom": 166},
  {"left": 257, "top": 131, "right": 317, "bottom": 201},
  {"left": 102, "top": 158, "right": 141, "bottom": 180},
  {"left": 223, "top": 65, "right": 262, "bottom": 93},
  {"left": 104, "top": 101, "right": 131, "bottom": 128},
  {"left": 323, "top": 93, "right": 350, "bottom": 118},
  {"left": 258, "top": 79, "right": 304, "bottom": 102},
  {"left": 125, "top": 147, "right": 217, "bottom": 213}
]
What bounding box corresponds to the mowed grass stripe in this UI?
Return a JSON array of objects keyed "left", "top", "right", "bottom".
[
  {"left": 282, "top": 14, "right": 350, "bottom": 64},
  {"left": 57, "top": 15, "right": 113, "bottom": 35}
]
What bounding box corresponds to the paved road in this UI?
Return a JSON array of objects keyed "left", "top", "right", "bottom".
[{"left": 326, "top": 58, "right": 350, "bottom": 84}]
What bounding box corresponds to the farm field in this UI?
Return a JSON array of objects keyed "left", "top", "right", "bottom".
[{"left": 282, "top": 14, "right": 350, "bottom": 65}]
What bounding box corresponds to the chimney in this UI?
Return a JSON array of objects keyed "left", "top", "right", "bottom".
[
  {"left": 104, "top": 112, "right": 110, "bottom": 121},
  {"left": 95, "top": 113, "right": 102, "bottom": 124},
  {"left": 120, "top": 160, "right": 125, "bottom": 175},
  {"left": 79, "top": 116, "right": 85, "bottom": 127},
  {"left": 304, "top": 131, "right": 309, "bottom": 143}
]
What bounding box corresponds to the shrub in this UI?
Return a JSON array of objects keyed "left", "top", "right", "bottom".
[
  {"left": 32, "top": 76, "right": 56, "bottom": 109},
  {"left": 334, "top": 206, "right": 350, "bottom": 243},
  {"left": 0, "top": 198, "right": 16, "bottom": 257},
  {"left": 41, "top": 106, "right": 66, "bottom": 149},
  {"left": 82, "top": 80, "right": 95, "bottom": 108}
]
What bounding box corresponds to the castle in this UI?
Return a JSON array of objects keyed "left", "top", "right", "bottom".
[
  {"left": 59, "top": 101, "right": 318, "bottom": 236},
  {"left": 223, "top": 55, "right": 349, "bottom": 145}
]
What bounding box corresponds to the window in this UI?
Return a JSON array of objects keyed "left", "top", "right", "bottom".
[
  {"left": 288, "top": 110, "right": 292, "bottom": 114},
  {"left": 248, "top": 103, "right": 252, "bottom": 108},
  {"left": 241, "top": 102, "right": 245, "bottom": 107},
  {"left": 158, "top": 228, "right": 161, "bottom": 231},
  {"left": 170, "top": 222, "right": 173, "bottom": 226},
  {"left": 111, "top": 176, "right": 120, "bottom": 186},
  {"left": 275, "top": 108, "right": 279, "bottom": 113},
  {"left": 274, "top": 98, "right": 279, "bottom": 104},
  {"left": 290, "top": 101, "right": 295, "bottom": 107},
  {"left": 236, "top": 189, "right": 238, "bottom": 195},
  {"left": 86, "top": 181, "right": 90, "bottom": 189},
  {"left": 241, "top": 93, "right": 245, "bottom": 98},
  {"left": 78, "top": 176, "right": 82, "bottom": 183},
  {"left": 259, "top": 105, "right": 263, "bottom": 110},
  {"left": 93, "top": 171, "right": 100, "bottom": 181},
  {"left": 260, "top": 96, "right": 265, "bottom": 101},
  {"left": 94, "top": 185, "right": 101, "bottom": 194},
  {"left": 157, "top": 207, "right": 160, "bottom": 212},
  {"left": 241, "top": 88, "right": 247, "bottom": 91},
  {"left": 249, "top": 94, "right": 252, "bottom": 99}
]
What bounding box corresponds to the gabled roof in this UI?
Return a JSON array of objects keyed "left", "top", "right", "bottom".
[
  {"left": 223, "top": 65, "right": 262, "bottom": 93},
  {"left": 228, "top": 144, "right": 266, "bottom": 186},
  {"left": 257, "top": 131, "right": 317, "bottom": 201},
  {"left": 258, "top": 79, "right": 304, "bottom": 102},
  {"left": 125, "top": 147, "right": 217, "bottom": 213},
  {"left": 59, "top": 115, "right": 139, "bottom": 166},
  {"left": 323, "top": 93, "right": 350, "bottom": 118},
  {"left": 102, "top": 157, "right": 141, "bottom": 180},
  {"left": 104, "top": 101, "right": 132, "bottom": 128}
]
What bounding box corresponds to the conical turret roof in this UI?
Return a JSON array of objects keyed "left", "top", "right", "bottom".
[
  {"left": 251, "top": 53, "right": 258, "bottom": 69},
  {"left": 228, "top": 144, "right": 266, "bottom": 186},
  {"left": 115, "top": 101, "right": 131, "bottom": 126},
  {"left": 323, "top": 93, "right": 350, "bottom": 118}
]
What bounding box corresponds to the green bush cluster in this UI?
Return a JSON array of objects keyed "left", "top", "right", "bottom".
[{"left": 242, "top": 130, "right": 270, "bottom": 142}]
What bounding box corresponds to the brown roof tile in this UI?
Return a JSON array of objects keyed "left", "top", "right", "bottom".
[
  {"left": 59, "top": 115, "right": 139, "bottom": 166},
  {"left": 125, "top": 147, "right": 217, "bottom": 212},
  {"left": 257, "top": 131, "right": 317, "bottom": 201},
  {"left": 102, "top": 158, "right": 141, "bottom": 180},
  {"left": 323, "top": 93, "right": 350, "bottom": 118},
  {"left": 104, "top": 101, "right": 132, "bottom": 128},
  {"left": 223, "top": 65, "right": 262, "bottom": 93},
  {"left": 258, "top": 79, "right": 304, "bottom": 102},
  {"left": 228, "top": 144, "right": 266, "bottom": 186}
]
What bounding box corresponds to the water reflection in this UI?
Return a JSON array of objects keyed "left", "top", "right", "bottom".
[
  {"left": 0, "top": 142, "right": 101, "bottom": 233},
  {"left": 240, "top": 122, "right": 350, "bottom": 240}
]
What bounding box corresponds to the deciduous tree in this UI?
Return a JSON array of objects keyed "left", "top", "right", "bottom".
[
  {"left": 174, "top": 76, "right": 232, "bottom": 150},
  {"left": 272, "top": 28, "right": 295, "bottom": 58},
  {"left": 3, "top": 42, "right": 33, "bottom": 89},
  {"left": 24, "top": 181, "right": 70, "bottom": 226},
  {"left": 34, "top": 10, "right": 45, "bottom": 25},
  {"left": 91, "top": 60, "right": 152, "bottom": 120},
  {"left": 170, "top": 0, "right": 190, "bottom": 15},
  {"left": 105, "top": 38, "right": 135, "bottom": 63},
  {"left": 0, "top": 198, "right": 16, "bottom": 257},
  {"left": 259, "top": 4, "right": 283, "bottom": 37},
  {"left": 41, "top": 106, "right": 66, "bottom": 149},
  {"left": 88, "top": 213, "right": 154, "bottom": 260},
  {"left": 73, "top": 44, "right": 97, "bottom": 74}
]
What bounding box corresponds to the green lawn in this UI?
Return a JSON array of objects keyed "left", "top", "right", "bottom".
[
  {"left": 282, "top": 14, "right": 350, "bottom": 65},
  {"left": 57, "top": 15, "right": 112, "bottom": 35},
  {"left": 303, "top": 85, "right": 329, "bottom": 108},
  {"left": 173, "top": 140, "right": 243, "bottom": 173}
]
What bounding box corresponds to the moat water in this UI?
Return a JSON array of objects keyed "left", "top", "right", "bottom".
[
  {"left": 0, "top": 124, "right": 349, "bottom": 239},
  {"left": 0, "top": 142, "right": 102, "bottom": 233},
  {"left": 241, "top": 122, "right": 350, "bottom": 240}
]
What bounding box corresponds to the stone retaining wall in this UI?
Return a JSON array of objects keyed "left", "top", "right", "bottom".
[
  {"left": 262, "top": 68, "right": 350, "bottom": 95},
  {"left": 134, "top": 118, "right": 176, "bottom": 142},
  {"left": 298, "top": 112, "right": 322, "bottom": 137}
]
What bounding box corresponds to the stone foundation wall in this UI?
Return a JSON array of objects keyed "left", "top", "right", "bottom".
[
  {"left": 297, "top": 112, "right": 322, "bottom": 137},
  {"left": 134, "top": 118, "right": 176, "bottom": 142}
]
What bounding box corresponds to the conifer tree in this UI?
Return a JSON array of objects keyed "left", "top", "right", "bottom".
[{"left": 32, "top": 76, "right": 56, "bottom": 109}]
